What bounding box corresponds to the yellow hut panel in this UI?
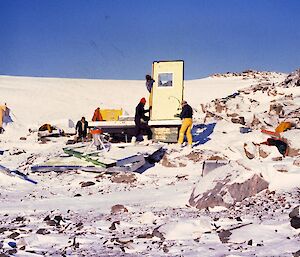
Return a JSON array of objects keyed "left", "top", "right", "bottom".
[
  {"left": 100, "top": 109, "right": 123, "bottom": 121},
  {"left": 150, "top": 60, "right": 184, "bottom": 120}
]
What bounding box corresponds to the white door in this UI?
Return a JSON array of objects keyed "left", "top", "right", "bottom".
[{"left": 150, "top": 60, "right": 184, "bottom": 120}]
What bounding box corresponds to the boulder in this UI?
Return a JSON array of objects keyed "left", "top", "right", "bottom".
[
  {"left": 258, "top": 145, "right": 270, "bottom": 158},
  {"left": 111, "top": 204, "right": 128, "bottom": 214},
  {"left": 269, "top": 103, "right": 283, "bottom": 115},
  {"left": 231, "top": 116, "right": 245, "bottom": 125},
  {"left": 244, "top": 142, "right": 256, "bottom": 159},
  {"left": 80, "top": 181, "right": 95, "bottom": 188},
  {"left": 111, "top": 173, "right": 136, "bottom": 184},
  {"left": 189, "top": 162, "right": 269, "bottom": 210},
  {"left": 289, "top": 206, "right": 300, "bottom": 218},
  {"left": 290, "top": 217, "right": 300, "bottom": 229},
  {"left": 36, "top": 228, "right": 50, "bottom": 235},
  {"left": 214, "top": 100, "right": 226, "bottom": 113}
]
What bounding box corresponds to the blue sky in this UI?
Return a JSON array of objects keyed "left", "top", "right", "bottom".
[{"left": 0, "top": 0, "right": 299, "bottom": 80}]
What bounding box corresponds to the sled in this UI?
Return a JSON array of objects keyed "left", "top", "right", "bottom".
[{"left": 62, "top": 143, "right": 163, "bottom": 172}]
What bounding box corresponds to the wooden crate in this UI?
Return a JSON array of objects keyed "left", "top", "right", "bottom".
[{"left": 152, "top": 127, "right": 179, "bottom": 143}]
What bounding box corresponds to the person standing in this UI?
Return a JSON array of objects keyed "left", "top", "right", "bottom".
[
  {"left": 76, "top": 117, "right": 88, "bottom": 141},
  {"left": 92, "top": 107, "right": 103, "bottom": 121},
  {"left": 178, "top": 100, "right": 193, "bottom": 148},
  {"left": 133, "top": 97, "right": 152, "bottom": 142}
]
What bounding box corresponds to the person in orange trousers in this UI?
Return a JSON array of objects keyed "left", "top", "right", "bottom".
[{"left": 178, "top": 100, "right": 193, "bottom": 148}]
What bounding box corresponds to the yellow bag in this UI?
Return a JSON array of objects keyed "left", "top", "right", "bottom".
[{"left": 275, "top": 122, "right": 292, "bottom": 133}]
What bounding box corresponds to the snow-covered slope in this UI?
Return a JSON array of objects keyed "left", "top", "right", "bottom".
[{"left": 1, "top": 71, "right": 300, "bottom": 257}]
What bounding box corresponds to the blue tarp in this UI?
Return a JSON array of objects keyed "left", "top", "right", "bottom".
[{"left": 192, "top": 123, "right": 216, "bottom": 147}]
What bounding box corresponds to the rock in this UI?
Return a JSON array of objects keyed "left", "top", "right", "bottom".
[
  {"left": 8, "top": 232, "right": 20, "bottom": 239},
  {"left": 259, "top": 146, "right": 269, "bottom": 158},
  {"left": 280, "top": 69, "right": 300, "bottom": 88},
  {"left": 218, "top": 230, "right": 232, "bottom": 243},
  {"left": 214, "top": 101, "right": 226, "bottom": 113},
  {"left": 76, "top": 222, "right": 83, "bottom": 228},
  {"left": 111, "top": 204, "right": 128, "bottom": 214},
  {"left": 152, "top": 227, "right": 165, "bottom": 241},
  {"left": 163, "top": 245, "right": 169, "bottom": 253},
  {"left": 290, "top": 218, "right": 300, "bottom": 229},
  {"left": 189, "top": 162, "right": 269, "bottom": 210},
  {"left": 269, "top": 103, "right": 283, "bottom": 115},
  {"left": 43, "top": 215, "right": 50, "bottom": 221},
  {"left": 0, "top": 227, "right": 8, "bottom": 234},
  {"left": 236, "top": 217, "right": 242, "bottom": 222},
  {"left": 227, "top": 174, "right": 269, "bottom": 202},
  {"left": 81, "top": 181, "right": 95, "bottom": 187},
  {"left": 289, "top": 206, "right": 300, "bottom": 229},
  {"left": 7, "top": 249, "right": 17, "bottom": 255},
  {"left": 36, "top": 228, "right": 50, "bottom": 235},
  {"left": 19, "top": 137, "right": 27, "bottom": 141},
  {"left": 185, "top": 150, "right": 226, "bottom": 163},
  {"left": 111, "top": 173, "right": 137, "bottom": 184},
  {"left": 247, "top": 239, "right": 253, "bottom": 245},
  {"left": 74, "top": 194, "right": 82, "bottom": 197},
  {"left": 14, "top": 216, "right": 25, "bottom": 222},
  {"left": 231, "top": 116, "right": 245, "bottom": 125},
  {"left": 227, "top": 112, "right": 239, "bottom": 117},
  {"left": 137, "top": 233, "right": 153, "bottom": 239},
  {"left": 289, "top": 206, "right": 300, "bottom": 218},
  {"left": 244, "top": 143, "right": 256, "bottom": 159},
  {"left": 293, "top": 250, "right": 300, "bottom": 257},
  {"left": 46, "top": 220, "right": 57, "bottom": 226},
  {"left": 109, "top": 221, "right": 120, "bottom": 230},
  {"left": 54, "top": 215, "right": 63, "bottom": 224}
]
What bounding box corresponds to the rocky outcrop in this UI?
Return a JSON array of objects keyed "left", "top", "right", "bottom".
[
  {"left": 289, "top": 206, "right": 300, "bottom": 229},
  {"left": 189, "top": 162, "right": 269, "bottom": 210},
  {"left": 211, "top": 70, "right": 285, "bottom": 81},
  {"left": 280, "top": 69, "right": 300, "bottom": 88},
  {"left": 161, "top": 149, "right": 227, "bottom": 168}
]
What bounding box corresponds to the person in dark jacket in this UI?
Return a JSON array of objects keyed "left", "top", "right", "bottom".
[
  {"left": 134, "top": 97, "right": 152, "bottom": 141},
  {"left": 178, "top": 100, "right": 193, "bottom": 148},
  {"left": 145, "top": 74, "right": 155, "bottom": 110},
  {"left": 76, "top": 117, "right": 88, "bottom": 141},
  {"left": 145, "top": 75, "right": 155, "bottom": 93}
]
